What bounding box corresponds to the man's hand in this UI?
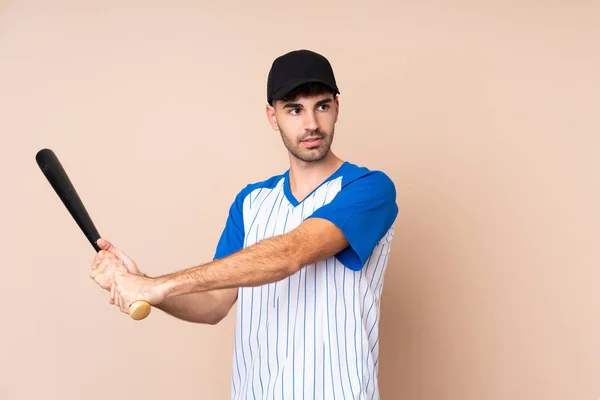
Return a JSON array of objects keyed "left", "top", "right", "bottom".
[
  {"left": 110, "top": 271, "right": 166, "bottom": 315},
  {"left": 90, "top": 238, "right": 142, "bottom": 295},
  {"left": 90, "top": 251, "right": 127, "bottom": 291},
  {"left": 91, "top": 238, "right": 237, "bottom": 322}
]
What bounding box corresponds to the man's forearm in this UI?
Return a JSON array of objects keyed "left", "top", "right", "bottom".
[
  {"left": 156, "top": 233, "right": 299, "bottom": 299},
  {"left": 149, "top": 218, "right": 349, "bottom": 304},
  {"left": 154, "top": 290, "right": 234, "bottom": 324}
]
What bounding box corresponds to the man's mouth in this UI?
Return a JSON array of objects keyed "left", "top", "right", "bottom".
[{"left": 302, "top": 136, "right": 323, "bottom": 147}]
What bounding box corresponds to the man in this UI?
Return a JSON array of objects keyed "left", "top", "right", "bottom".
[{"left": 90, "top": 49, "right": 398, "bottom": 399}]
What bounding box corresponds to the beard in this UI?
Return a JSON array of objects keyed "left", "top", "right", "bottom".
[{"left": 279, "top": 127, "right": 334, "bottom": 162}]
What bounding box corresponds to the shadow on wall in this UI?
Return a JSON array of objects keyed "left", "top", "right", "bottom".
[
  {"left": 378, "top": 247, "right": 419, "bottom": 399},
  {"left": 378, "top": 220, "right": 444, "bottom": 399},
  {"left": 376, "top": 176, "right": 480, "bottom": 399}
]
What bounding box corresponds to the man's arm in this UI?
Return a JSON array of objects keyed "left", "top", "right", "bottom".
[
  {"left": 91, "top": 239, "right": 237, "bottom": 324},
  {"left": 110, "top": 170, "right": 398, "bottom": 316},
  {"left": 155, "top": 217, "right": 348, "bottom": 299},
  {"left": 153, "top": 288, "right": 237, "bottom": 324}
]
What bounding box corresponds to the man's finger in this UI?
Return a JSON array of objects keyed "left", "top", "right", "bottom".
[
  {"left": 94, "top": 257, "right": 107, "bottom": 271},
  {"left": 96, "top": 259, "right": 108, "bottom": 272},
  {"left": 101, "top": 251, "right": 117, "bottom": 260},
  {"left": 92, "top": 252, "right": 111, "bottom": 271},
  {"left": 91, "top": 253, "right": 104, "bottom": 270},
  {"left": 110, "top": 247, "right": 136, "bottom": 271},
  {"left": 109, "top": 261, "right": 125, "bottom": 274},
  {"left": 101, "top": 257, "right": 120, "bottom": 271},
  {"left": 120, "top": 297, "right": 126, "bottom": 313},
  {"left": 110, "top": 281, "right": 115, "bottom": 303},
  {"left": 96, "top": 238, "right": 114, "bottom": 252}
]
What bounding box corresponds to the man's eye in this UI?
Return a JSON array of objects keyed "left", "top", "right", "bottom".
[
  {"left": 289, "top": 108, "right": 300, "bottom": 115},
  {"left": 318, "top": 104, "right": 329, "bottom": 111}
]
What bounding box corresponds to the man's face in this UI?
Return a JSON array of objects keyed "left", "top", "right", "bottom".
[{"left": 266, "top": 93, "right": 339, "bottom": 163}]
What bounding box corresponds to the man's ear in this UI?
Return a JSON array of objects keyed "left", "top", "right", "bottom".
[
  {"left": 334, "top": 96, "right": 340, "bottom": 123},
  {"left": 265, "top": 103, "right": 279, "bottom": 131}
]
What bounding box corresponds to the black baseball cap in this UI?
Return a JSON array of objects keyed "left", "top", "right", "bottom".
[{"left": 266, "top": 49, "right": 340, "bottom": 105}]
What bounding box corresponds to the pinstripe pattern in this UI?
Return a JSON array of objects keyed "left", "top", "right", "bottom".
[{"left": 230, "top": 174, "right": 394, "bottom": 399}]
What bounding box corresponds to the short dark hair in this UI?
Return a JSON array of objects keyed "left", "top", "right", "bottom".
[{"left": 274, "top": 82, "right": 337, "bottom": 105}]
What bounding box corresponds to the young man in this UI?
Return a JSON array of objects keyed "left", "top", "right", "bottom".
[{"left": 90, "top": 49, "right": 398, "bottom": 399}]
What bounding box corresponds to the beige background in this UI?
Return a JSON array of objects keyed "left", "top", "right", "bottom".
[{"left": 1, "top": 1, "right": 599, "bottom": 399}]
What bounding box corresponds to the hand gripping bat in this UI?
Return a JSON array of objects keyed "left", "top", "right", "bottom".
[{"left": 35, "top": 148, "right": 151, "bottom": 321}]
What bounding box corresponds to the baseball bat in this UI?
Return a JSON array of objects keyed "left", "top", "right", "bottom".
[{"left": 35, "top": 148, "right": 151, "bottom": 321}]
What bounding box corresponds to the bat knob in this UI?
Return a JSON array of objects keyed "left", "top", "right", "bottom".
[{"left": 129, "top": 300, "right": 151, "bottom": 320}]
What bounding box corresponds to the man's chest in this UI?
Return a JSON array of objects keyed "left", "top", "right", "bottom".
[{"left": 241, "top": 179, "right": 342, "bottom": 248}]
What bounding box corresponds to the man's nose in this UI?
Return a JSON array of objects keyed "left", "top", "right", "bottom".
[{"left": 302, "top": 110, "right": 319, "bottom": 131}]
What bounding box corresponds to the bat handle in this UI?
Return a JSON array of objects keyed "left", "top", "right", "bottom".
[{"left": 129, "top": 300, "right": 151, "bottom": 320}]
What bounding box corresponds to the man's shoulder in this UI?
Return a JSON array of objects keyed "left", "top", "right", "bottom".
[{"left": 339, "top": 161, "right": 395, "bottom": 190}]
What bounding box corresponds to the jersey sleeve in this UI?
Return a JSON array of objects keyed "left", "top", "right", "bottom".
[
  {"left": 213, "top": 188, "right": 246, "bottom": 260},
  {"left": 307, "top": 171, "right": 398, "bottom": 271}
]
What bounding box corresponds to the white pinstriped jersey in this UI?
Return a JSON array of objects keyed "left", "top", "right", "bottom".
[{"left": 214, "top": 161, "right": 398, "bottom": 399}]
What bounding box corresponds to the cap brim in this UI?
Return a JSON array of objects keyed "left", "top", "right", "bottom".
[{"left": 270, "top": 78, "right": 340, "bottom": 103}]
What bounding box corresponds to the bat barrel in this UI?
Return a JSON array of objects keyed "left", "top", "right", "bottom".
[{"left": 35, "top": 148, "right": 102, "bottom": 252}]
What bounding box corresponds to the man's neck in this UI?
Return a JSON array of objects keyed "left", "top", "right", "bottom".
[{"left": 288, "top": 152, "right": 344, "bottom": 202}]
